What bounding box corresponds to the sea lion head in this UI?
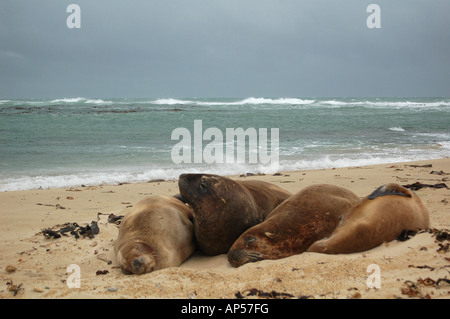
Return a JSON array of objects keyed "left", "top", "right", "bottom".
[
  {"left": 227, "top": 227, "right": 280, "bottom": 267},
  {"left": 178, "top": 173, "right": 259, "bottom": 255},
  {"left": 178, "top": 174, "right": 225, "bottom": 209},
  {"left": 116, "top": 241, "right": 156, "bottom": 275}
]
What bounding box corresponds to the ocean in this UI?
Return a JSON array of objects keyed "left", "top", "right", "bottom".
[{"left": 0, "top": 97, "right": 449, "bottom": 191}]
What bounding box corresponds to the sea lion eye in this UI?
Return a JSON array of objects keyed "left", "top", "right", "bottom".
[
  {"left": 199, "top": 182, "right": 208, "bottom": 192},
  {"left": 244, "top": 236, "right": 256, "bottom": 244}
]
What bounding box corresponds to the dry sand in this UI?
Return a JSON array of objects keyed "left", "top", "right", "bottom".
[{"left": 1, "top": 158, "right": 449, "bottom": 299}]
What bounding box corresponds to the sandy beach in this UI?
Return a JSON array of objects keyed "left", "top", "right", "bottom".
[{"left": 0, "top": 158, "right": 449, "bottom": 299}]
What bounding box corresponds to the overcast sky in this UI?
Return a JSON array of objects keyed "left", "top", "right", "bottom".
[{"left": 0, "top": 0, "right": 449, "bottom": 98}]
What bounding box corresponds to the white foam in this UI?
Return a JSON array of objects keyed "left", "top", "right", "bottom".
[
  {"left": 151, "top": 97, "right": 315, "bottom": 106},
  {"left": 438, "top": 141, "right": 450, "bottom": 150},
  {"left": 0, "top": 152, "right": 440, "bottom": 192},
  {"left": 51, "top": 97, "right": 86, "bottom": 103},
  {"left": 321, "top": 100, "right": 351, "bottom": 106},
  {"left": 48, "top": 97, "right": 113, "bottom": 105},
  {"left": 85, "top": 99, "right": 113, "bottom": 104},
  {"left": 388, "top": 127, "right": 406, "bottom": 132},
  {"left": 317, "top": 100, "right": 450, "bottom": 110},
  {"left": 0, "top": 161, "right": 276, "bottom": 192},
  {"left": 368, "top": 101, "right": 450, "bottom": 108},
  {"left": 415, "top": 132, "right": 450, "bottom": 140},
  {"left": 152, "top": 98, "right": 194, "bottom": 105},
  {"left": 281, "top": 154, "right": 429, "bottom": 172},
  {"left": 233, "top": 97, "right": 315, "bottom": 105}
]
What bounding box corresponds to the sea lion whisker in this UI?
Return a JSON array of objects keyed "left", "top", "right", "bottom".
[{"left": 245, "top": 251, "right": 263, "bottom": 262}]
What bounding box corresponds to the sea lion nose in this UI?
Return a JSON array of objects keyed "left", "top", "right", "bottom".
[
  {"left": 227, "top": 249, "right": 246, "bottom": 267},
  {"left": 132, "top": 256, "right": 146, "bottom": 274}
]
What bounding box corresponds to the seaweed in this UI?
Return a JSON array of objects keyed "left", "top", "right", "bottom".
[
  {"left": 407, "top": 164, "right": 432, "bottom": 168},
  {"left": 96, "top": 212, "right": 124, "bottom": 225},
  {"left": 235, "top": 288, "right": 295, "bottom": 299},
  {"left": 430, "top": 170, "right": 448, "bottom": 176},
  {"left": 401, "top": 277, "right": 450, "bottom": 299},
  {"left": 437, "top": 243, "right": 449, "bottom": 253},
  {"left": 6, "top": 281, "right": 23, "bottom": 296},
  {"left": 42, "top": 228, "right": 61, "bottom": 239},
  {"left": 402, "top": 182, "right": 448, "bottom": 191},
  {"left": 41, "top": 221, "right": 100, "bottom": 239},
  {"left": 407, "top": 264, "right": 450, "bottom": 271},
  {"left": 397, "top": 229, "right": 418, "bottom": 242},
  {"left": 436, "top": 278, "right": 450, "bottom": 286},
  {"left": 435, "top": 230, "right": 449, "bottom": 242},
  {"left": 107, "top": 213, "right": 124, "bottom": 225}
]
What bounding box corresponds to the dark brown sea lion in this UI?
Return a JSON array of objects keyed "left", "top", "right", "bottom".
[
  {"left": 227, "top": 184, "right": 359, "bottom": 267},
  {"left": 239, "top": 179, "right": 293, "bottom": 218},
  {"left": 178, "top": 174, "right": 292, "bottom": 255},
  {"left": 114, "top": 195, "right": 195, "bottom": 274},
  {"left": 307, "top": 183, "right": 430, "bottom": 254}
]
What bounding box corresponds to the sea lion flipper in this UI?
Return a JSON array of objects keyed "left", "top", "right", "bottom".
[
  {"left": 368, "top": 184, "right": 412, "bottom": 200},
  {"left": 173, "top": 193, "right": 188, "bottom": 204}
]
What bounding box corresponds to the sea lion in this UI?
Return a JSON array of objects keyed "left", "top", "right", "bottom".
[
  {"left": 307, "top": 183, "right": 430, "bottom": 254},
  {"left": 178, "top": 174, "right": 292, "bottom": 255},
  {"left": 239, "top": 180, "right": 293, "bottom": 218},
  {"left": 114, "top": 195, "right": 195, "bottom": 274},
  {"left": 227, "top": 184, "right": 359, "bottom": 267}
]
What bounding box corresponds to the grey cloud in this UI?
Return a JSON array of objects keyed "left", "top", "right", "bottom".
[{"left": 0, "top": 0, "right": 449, "bottom": 98}]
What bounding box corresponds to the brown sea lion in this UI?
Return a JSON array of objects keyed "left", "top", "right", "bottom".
[
  {"left": 227, "top": 184, "right": 359, "bottom": 267},
  {"left": 239, "top": 180, "right": 293, "bottom": 218},
  {"left": 178, "top": 174, "right": 292, "bottom": 255},
  {"left": 114, "top": 195, "right": 195, "bottom": 274},
  {"left": 307, "top": 183, "right": 430, "bottom": 254}
]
